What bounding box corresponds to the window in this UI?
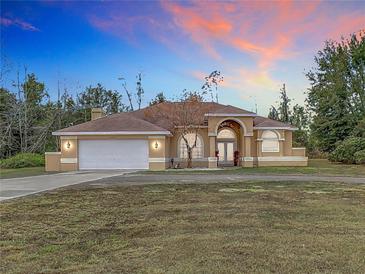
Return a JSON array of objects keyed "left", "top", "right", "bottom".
[
  {"left": 179, "top": 133, "right": 203, "bottom": 158},
  {"left": 262, "top": 130, "right": 279, "bottom": 152},
  {"left": 217, "top": 128, "right": 235, "bottom": 139}
]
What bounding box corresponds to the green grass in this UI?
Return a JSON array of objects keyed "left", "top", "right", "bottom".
[
  {"left": 144, "top": 159, "right": 365, "bottom": 176},
  {"left": 1, "top": 181, "right": 365, "bottom": 273},
  {"left": 0, "top": 166, "right": 59, "bottom": 179}
]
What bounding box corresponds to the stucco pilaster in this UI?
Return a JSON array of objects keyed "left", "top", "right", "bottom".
[
  {"left": 209, "top": 136, "right": 216, "bottom": 157},
  {"left": 245, "top": 136, "right": 252, "bottom": 156}
]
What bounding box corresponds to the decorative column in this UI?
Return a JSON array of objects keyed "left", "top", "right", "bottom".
[
  {"left": 279, "top": 141, "right": 284, "bottom": 156},
  {"left": 208, "top": 135, "right": 217, "bottom": 168},
  {"left": 242, "top": 136, "right": 254, "bottom": 167}
]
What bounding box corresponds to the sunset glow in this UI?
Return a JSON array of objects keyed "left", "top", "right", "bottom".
[{"left": 1, "top": 0, "right": 364, "bottom": 114}]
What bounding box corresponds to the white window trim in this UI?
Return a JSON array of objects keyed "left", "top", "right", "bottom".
[
  {"left": 178, "top": 133, "right": 204, "bottom": 159},
  {"left": 261, "top": 130, "right": 280, "bottom": 152}
]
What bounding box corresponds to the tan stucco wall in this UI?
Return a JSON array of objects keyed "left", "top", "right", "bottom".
[
  {"left": 149, "top": 136, "right": 166, "bottom": 158},
  {"left": 149, "top": 162, "right": 166, "bottom": 170},
  {"left": 292, "top": 148, "right": 306, "bottom": 156},
  {"left": 169, "top": 128, "right": 209, "bottom": 158},
  {"left": 60, "top": 136, "right": 78, "bottom": 158},
  {"left": 284, "top": 131, "right": 293, "bottom": 156},
  {"left": 50, "top": 121, "right": 303, "bottom": 170},
  {"left": 256, "top": 129, "right": 294, "bottom": 157},
  {"left": 207, "top": 116, "right": 254, "bottom": 136},
  {"left": 173, "top": 160, "right": 208, "bottom": 168},
  {"left": 60, "top": 136, "right": 78, "bottom": 171},
  {"left": 251, "top": 131, "right": 258, "bottom": 157},
  {"left": 45, "top": 152, "right": 61, "bottom": 171},
  {"left": 165, "top": 137, "right": 171, "bottom": 158},
  {"left": 61, "top": 163, "right": 78, "bottom": 171},
  {"left": 148, "top": 136, "right": 167, "bottom": 170}
]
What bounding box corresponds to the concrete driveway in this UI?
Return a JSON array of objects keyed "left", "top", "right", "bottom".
[
  {"left": 0, "top": 170, "right": 138, "bottom": 201},
  {"left": 83, "top": 173, "right": 365, "bottom": 187}
]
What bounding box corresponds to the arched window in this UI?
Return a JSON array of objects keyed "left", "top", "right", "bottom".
[
  {"left": 179, "top": 133, "right": 203, "bottom": 159},
  {"left": 217, "top": 128, "right": 236, "bottom": 139},
  {"left": 262, "top": 130, "right": 279, "bottom": 152}
]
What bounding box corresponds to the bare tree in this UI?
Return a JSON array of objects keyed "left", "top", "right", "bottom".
[
  {"left": 118, "top": 76, "right": 134, "bottom": 111},
  {"left": 145, "top": 91, "right": 210, "bottom": 168},
  {"left": 136, "top": 72, "right": 144, "bottom": 110},
  {"left": 118, "top": 72, "right": 145, "bottom": 111},
  {"left": 202, "top": 70, "right": 223, "bottom": 102},
  {"left": 144, "top": 71, "right": 223, "bottom": 168}
]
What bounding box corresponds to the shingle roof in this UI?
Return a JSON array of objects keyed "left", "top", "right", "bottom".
[
  {"left": 206, "top": 104, "right": 256, "bottom": 115},
  {"left": 253, "top": 116, "right": 296, "bottom": 128},
  {"left": 129, "top": 101, "right": 222, "bottom": 130},
  {"left": 54, "top": 112, "right": 169, "bottom": 134},
  {"left": 54, "top": 102, "right": 295, "bottom": 135}
]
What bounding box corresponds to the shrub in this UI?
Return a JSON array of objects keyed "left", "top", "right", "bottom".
[
  {"left": 354, "top": 150, "right": 365, "bottom": 165},
  {"left": 329, "top": 137, "right": 365, "bottom": 164},
  {"left": 0, "top": 153, "right": 45, "bottom": 169}
]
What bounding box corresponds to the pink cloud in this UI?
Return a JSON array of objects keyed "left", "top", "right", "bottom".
[
  {"left": 84, "top": 0, "right": 364, "bottom": 97},
  {"left": 161, "top": 1, "right": 364, "bottom": 64},
  {"left": 0, "top": 17, "right": 40, "bottom": 32}
]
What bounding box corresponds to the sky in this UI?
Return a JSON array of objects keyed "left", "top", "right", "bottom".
[{"left": 1, "top": 0, "right": 365, "bottom": 115}]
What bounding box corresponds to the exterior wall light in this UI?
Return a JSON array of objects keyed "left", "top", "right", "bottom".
[
  {"left": 66, "top": 141, "right": 71, "bottom": 149},
  {"left": 154, "top": 141, "right": 159, "bottom": 149}
]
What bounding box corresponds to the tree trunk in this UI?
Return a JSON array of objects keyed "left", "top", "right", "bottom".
[{"left": 187, "top": 149, "right": 192, "bottom": 168}]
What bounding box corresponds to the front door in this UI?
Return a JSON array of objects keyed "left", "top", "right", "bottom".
[{"left": 217, "top": 142, "right": 234, "bottom": 166}]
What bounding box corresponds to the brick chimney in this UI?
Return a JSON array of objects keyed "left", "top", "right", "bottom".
[{"left": 91, "top": 108, "right": 104, "bottom": 120}]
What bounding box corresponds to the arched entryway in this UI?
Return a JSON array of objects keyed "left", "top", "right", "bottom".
[{"left": 216, "top": 120, "right": 242, "bottom": 167}]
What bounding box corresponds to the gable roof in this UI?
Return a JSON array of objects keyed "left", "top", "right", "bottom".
[
  {"left": 253, "top": 116, "right": 297, "bottom": 129},
  {"left": 129, "top": 101, "right": 222, "bottom": 130},
  {"left": 205, "top": 104, "right": 256, "bottom": 116},
  {"left": 53, "top": 102, "right": 296, "bottom": 135},
  {"left": 53, "top": 112, "right": 170, "bottom": 135}
]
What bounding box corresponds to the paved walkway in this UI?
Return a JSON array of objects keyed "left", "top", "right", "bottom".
[
  {"left": 84, "top": 173, "right": 365, "bottom": 187},
  {"left": 0, "top": 170, "right": 138, "bottom": 201}
]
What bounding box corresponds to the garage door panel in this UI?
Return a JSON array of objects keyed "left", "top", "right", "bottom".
[{"left": 79, "top": 140, "right": 148, "bottom": 169}]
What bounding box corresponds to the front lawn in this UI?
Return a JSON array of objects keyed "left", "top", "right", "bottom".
[
  {"left": 1, "top": 181, "right": 365, "bottom": 273},
  {"left": 145, "top": 159, "right": 365, "bottom": 176},
  {"left": 0, "top": 167, "right": 54, "bottom": 179}
]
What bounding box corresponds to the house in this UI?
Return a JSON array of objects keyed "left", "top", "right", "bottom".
[{"left": 45, "top": 102, "right": 307, "bottom": 171}]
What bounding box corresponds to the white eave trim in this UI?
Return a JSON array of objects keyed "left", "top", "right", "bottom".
[
  {"left": 205, "top": 113, "right": 257, "bottom": 117},
  {"left": 52, "top": 131, "right": 171, "bottom": 136},
  {"left": 254, "top": 127, "right": 298, "bottom": 131}
]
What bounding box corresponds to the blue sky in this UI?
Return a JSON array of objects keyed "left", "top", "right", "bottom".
[{"left": 1, "top": 0, "right": 364, "bottom": 115}]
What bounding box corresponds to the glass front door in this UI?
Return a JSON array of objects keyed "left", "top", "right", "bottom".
[{"left": 218, "top": 142, "right": 234, "bottom": 165}]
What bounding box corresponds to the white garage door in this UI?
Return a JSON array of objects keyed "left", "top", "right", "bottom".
[{"left": 79, "top": 139, "right": 149, "bottom": 170}]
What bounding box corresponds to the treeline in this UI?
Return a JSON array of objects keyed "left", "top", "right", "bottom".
[
  {"left": 269, "top": 31, "right": 365, "bottom": 163},
  {"left": 0, "top": 70, "right": 221, "bottom": 160},
  {"left": 1, "top": 32, "right": 364, "bottom": 163},
  {"left": 0, "top": 72, "right": 167, "bottom": 158}
]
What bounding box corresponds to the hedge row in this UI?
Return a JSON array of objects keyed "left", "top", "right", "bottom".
[
  {"left": 0, "top": 153, "right": 45, "bottom": 169},
  {"left": 329, "top": 137, "right": 365, "bottom": 164}
]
